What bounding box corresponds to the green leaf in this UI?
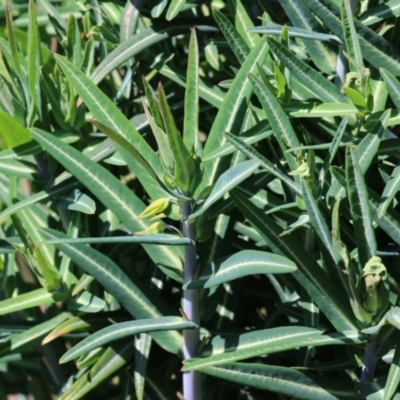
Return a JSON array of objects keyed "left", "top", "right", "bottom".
[
  {"left": 90, "top": 25, "right": 217, "bottom": 86},
  {"left": 346, "top": 146, "right": 377, "bottom": 266},
  {"left": 59, "top": 340, "right": 134, "bottom": 400},
  {"left": 189, "top": 159, "right": 260, "bottom": 220},
  {"left": 383, "top": 343, "right": 400, "bottom": 400},
  {"left": 267, "top": 37, "right": 348, "bottom": 103},
  {"left": 60, "top": 317, "right": 197, "bottom": 363},
  {"left": 0, "top": 159, "right": 39, "bottom": 179},
  {"left": 183, "top": 327, "right": 366, "bottom": 371},
  {"left": 378, "top": 165, "right": 400, "bottom": 219},
  {"left": 286, "top": 101, "right": 358, "bottom": 118},
  {"left": 39, "top": 228, "right": 182, "bottom": 354},
  {"left": 0, "top": 312, "right": 69, "bottom": 358},
  {"left": 56, "top": 189, "right": 96, "bottom": 215},
  {"left": 134, "top": 333, "right": 151, "bottom": 400},
  {"left": 158, "top": 83, "right": 195, "bottom": 193},
  {"left": 224, "top": 132, "right": 301, "bottom": 196},
  {"left": 67, "top": 291, "right": 106, "bottom": 313},
  {"left": 213, "top": 9, "right": 249, "bottom": 64},
  {"left": 0, "top": 111, "right": 32, "bottom": 149},
  {"left": 54, "top": 54, "right": 162, "bottom": 177},
  {"left": 231, "top": 190, "right": 357, "bottom": 331},
  {"left": 166, "top": 0, "right": 186, "bottom": 21},
  {"left": 66, "top": 13, "right": 82, "bottom": 67},
  {"left": 359, "top": 0, "right": 400, "bottom": 26},
  {"left": 0, "top": 288, "right": 66, "bottom": 317},
  {"left": 249, "top": 73, "right": 300, "bottom": 163},
  {"left": 27, "top": 0, "right": 42, "bottom": 120},
  {"left": 301, "top": 0, "right": 400, "bottom": 76},
  {"left": 280, "top": 0, "right": 337, "bottom": 74},
  {"left": 201, "top": 363, "right": 358, "bottom": 400},
  {"left": 381, "top": 68, "right": 400, "bottom": 110},
  {"left": 183, "top": 28, "right": 200, "bottom": 154},
  {"left": 30, "top": 128, "right": 182, "bottom": 281},
  {"left": 201, "top": 38, "right": 268, "bottom": 192},
  {"left": 203, "top": 123, "right": 272, "bottom": 161},
  {"left": 185, "top": 250, "right": 296, "bottom": 289},
  {"left": 341, "top": 0, "right": 364, "bottom": 71},
  {"left": 355, "top": 109, "right": 390, "bottom": 174},
  {"left": 227, "top": 0, "right": 259, "bottom": 48},
  {"left": 249, "top": 25, "right": 342, "bottom": 44},
  {"left": 42, "top": 234, "right": 194, "bottom": 246},
  {"left": 301, "top": 181, "right": 334, "bottom": 260}
]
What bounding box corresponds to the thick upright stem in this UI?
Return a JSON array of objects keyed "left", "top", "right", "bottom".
[
  {"left": 361, "top": 335, "right": 378, "bottom": 382},
  {"left": 182, "top": 201, "right": 201, "bottom": 400}
]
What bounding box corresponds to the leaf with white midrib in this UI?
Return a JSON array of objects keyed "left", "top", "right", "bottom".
[
  {"left": 55, "top": 54, "right": 162, "bottom": 178},
  {"left": 267, "top": 37, "right": 347, "bottom": 103},
  {"left": 189, "top": 159, "right": 260, "bottom": 220},
  {"left": 31, "top": 128, "right": 181, "bottom": 280},
  {"left": 60, "top": 317, "right": 197, "bottom": 363},
  {"left": 185, "top": 250, "right": 296, "bottom": 289},
  {"left": 40, "top": 228, "right": 182, "bottom": 354},
  {"left": 231, "top": 190, "right": 357, "bottom": 331}
]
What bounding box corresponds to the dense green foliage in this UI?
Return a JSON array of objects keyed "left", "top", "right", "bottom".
[{"left": 1, "top": 0, "right": 400, "bottom": 399}]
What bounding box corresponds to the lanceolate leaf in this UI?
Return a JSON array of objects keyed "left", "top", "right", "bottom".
[
  {"left": 249, "top": 73, "right": 300, "bottom": 171},
  {"left": 267, "top": 37, "right": 347, "bottom": 103},
  {"left": 231, "top": 190, "right": 357, "bottom": 331},
  {"left": 224, "top": 132, "right": 301, "bottom": 195},
  {"left": 31, "top": 129, "right": 182, "bottom": 280},
  {"left": 60, "top": 317, "right": 197, "bottom": 363},
  {"left": 280, "top": 0, "right": 337, "bottom": 74},
  {"left": 183, "top": 327, "right": 366, "bottom": 371},
  {"left": 355, "top": 110, "right": 390, "bottom": 174},
  {"left": 183, "top": 28, "right": 200, "bottom": 153},
  {"left": 378, "top": 165, "right": 400, "bottom": 219},
  {"left": 301, "top": 0, "right": 400, "bottom": 76},
  {"left": 185, "top": 250, "right": 296, "bottom": 289},
  {"left": 166, "top": 0, "right": 186, "bottom": 20},
  {"left": 158, "top": 83, "right": 195, "bottom": 193},
  {"left": 359, "top": 0, "right": 400, "bottom": 26},
  {"left": 346, "top": 146, "right": 377, "bottom": 266},
  {"left": 39, "top": 228, "right": 182, "bottom": 354},
  {"left": 0, "top": 288, "right": 66, "bottom": 317},
  {"left": 381, "top": 68, "right": 400, "bottom": 110},
  {"left": 189, "top": 159, "right": 260, "bottom": 220},
  {"left": 383, "top": 344, "right": 400, "bottom": 400},
  {"left": 341, "top": 0, "right": 364, "bottom": 71},
  {"left": 201, "top": 38, "right": 268, "bottom": 192},
  {"left": 0, "top": 312, "right": 69, "bottom": 358},
  {"left": 249, "top": 25, "right": 342, "bottom": 44},
  {"left": 42, "top": 234, "right": 194, "bottom": 246},
  {"left": 201, "top": 363, "right": 359, "bottom": 400},
  {"left": 27, "top": 0, "right": 42, "bottom": 119},
  {"left": 301, "top": 181, "right": 334, "bottom": 260},
  {"left": 213, "top": 9, "right": 249, "bottom": 64},
  {"left": 59, "top": 340, "right": 134, "bottom": 400},
  {"left": 90, "top": 25, "right": 218, "bottom": 86},
  {"left": 54, "top": 54, "right": 162, "bottom": 177}
]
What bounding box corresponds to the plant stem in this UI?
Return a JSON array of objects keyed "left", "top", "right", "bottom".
[
  {"left": 361, "top": 334, "right": 378, "bottom": 382},
  {"left": 182, "top": 201, "right": 201, "bottom": 400}
]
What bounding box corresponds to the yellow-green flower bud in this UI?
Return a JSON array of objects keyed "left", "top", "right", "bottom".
[
  {"left": 134, "top": 221, "right": 165, "bottom": 236},
  {"left": 137, "top": 198, "right": 170, "bottom": 220}
]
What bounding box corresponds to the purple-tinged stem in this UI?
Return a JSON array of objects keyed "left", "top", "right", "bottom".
[
  {"left": 182, "top": 201, "right": 201, "bottom": 400},
  {"left": 361, "top": 335, "right": 378, "bottom": 382}
]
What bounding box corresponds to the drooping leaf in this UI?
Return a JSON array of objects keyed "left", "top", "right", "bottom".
[
  {"left": 39, "top": 228, "right": 182, "bottom": 354},
  {"left": 183, "top": 327, "right": 366, "bottom": 371},
  {"left": 60, "top": 317, "right": 197, "bottom": 363},
  {"left": 185, "top": 250, "right": 296, "bottom": 289}
]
